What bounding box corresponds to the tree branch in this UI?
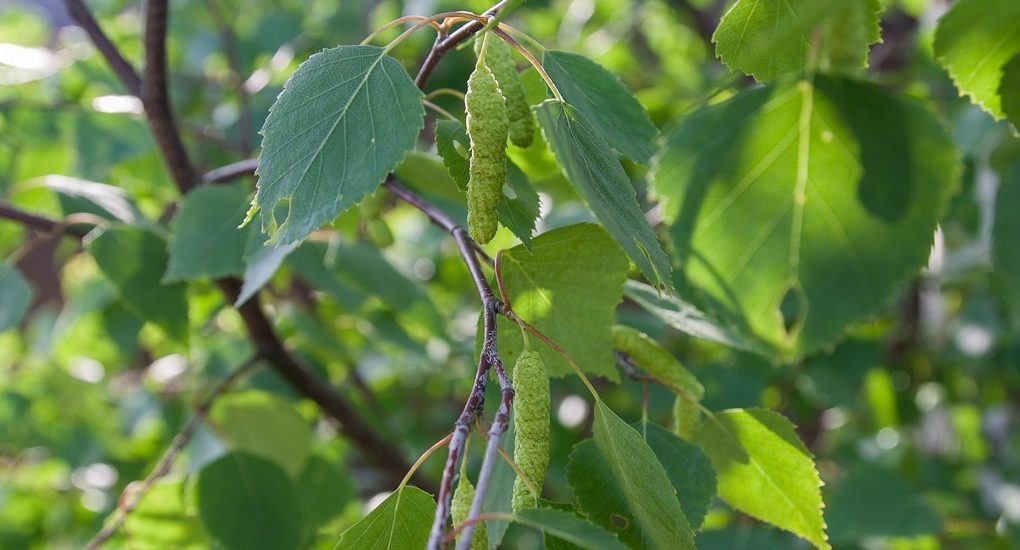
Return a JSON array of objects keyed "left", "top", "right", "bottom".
[
  {"left": 86, "top": 355, "right": 263, "bottom": 550},
  {"left": 62, "top": 0, "right": 143, "bottom": 96},
  {"left": 201, "top": 158, "right": 259, "bottom": 184},
  {"left": 0, "top": 201, "right": 90, "bottom": 238}
]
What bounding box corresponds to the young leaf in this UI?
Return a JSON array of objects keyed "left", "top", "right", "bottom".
[
  {"left": 934, "top": 0, "right": 1020, "bottom": 121},
  {"left": 535, "top": 100, "right": 672, "bottom": 288},
  {"left": 542, "top": 50, "right": 658, "bottom": 164},
  {"left": 623, "top": 280, "right": 766, "bottom": 354},
  {"left": 652, "top": 75, "right": 959, "bottom": 360},
  {"left": 712, "top": 0, "right": 882, "bottom": 81},
  {"left": 0, "top": 262, "right": 32, "bottom": 332},
  {"left": 208, "top": 390, "right": 313, "bottom": 478},
  {"left": 196, "top": 452, "right": 304, "bottom": 550},
  {"left": 513, "top": 508, "right": 629, "bottom": 550},
  {"left": 591, "top": 400, "right": 696, "bottom": 549},
  {"left": 252, "top": 45, "right": 424, "bottom": 246},
  {"left": 334, "top": 486, "right": 436, "bottom": 549},
  {"left": 434, "top": 119, "right": 540, "bottom": 246},
  {"left": 693, "top": 408, "right": 829, "bottom": 550},
  {"left": 165, "top": 183, "right": 251, "bottom": 281},
  {"left": 86, "top": 226, "right": 189, "bottom": 342},
  {"left": 496, "top": 223, "right": 628, "bottom": 380},
  {"left": 568, "top": 423, "right": 716, "bottom": 543},
  {"left": 825, "top": 463, "right": 940, "bottom": 543}
]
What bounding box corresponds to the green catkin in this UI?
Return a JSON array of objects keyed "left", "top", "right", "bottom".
[
  {"left": 474, "top": 35, "right": 534, "bottom": 148},
  {"left": 450, "top": 471, "right": 487, "bottom": 550},
  {"left": 511, "top": 350, "right": 550, "bottom": 512},
  {"left": 465, "top": 35, "right": 508, "bottom": 244},
  {"left": 611, "top": 325, "right": 705, "bottom": 402},
  {"left": 673, "top": 394, "right": 702, "bottom": 440}
]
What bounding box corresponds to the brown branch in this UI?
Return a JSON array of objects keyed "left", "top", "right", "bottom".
[
  {"left": 142, "top": 0, "right": 199, "bottom": 193},
  {"left": 86, "top": 355, "right": 263, "bottom": 550},
  {"left": 0, "top": 201, "right": 90, "bottom": 238},
  {"left": 62, "top": 0, "right": 143, "bottom": 95}
]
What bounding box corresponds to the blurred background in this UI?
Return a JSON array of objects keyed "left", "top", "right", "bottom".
[{"left": 0, "top": 0, "right": 1019, "bottom": 548}]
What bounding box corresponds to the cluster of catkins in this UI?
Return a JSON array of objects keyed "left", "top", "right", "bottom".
[{"left": 465, "top": 32, "right": 534, "bottom": 245}]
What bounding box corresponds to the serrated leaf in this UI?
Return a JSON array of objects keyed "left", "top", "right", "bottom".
[
  {"left": 934, "top": 0, "right": 1020, "bottom": 120},
  {"left": 535, "top": 100, "right": 672, "bottom": 288},
  {"left": 208, "top": 390, "right": 313, "bottom": 478},
  {"left": 693, "top": 408, "right": 829, "bottom": 550},
  {"left": 165, "top": 183, "right": 251, "bottom": 281},
  {"left": 514, "top": 508, "right": 629, "bottom": 550},
  {"left": 826, "top": 463, "right": 940, "bottom": 543},
  {"left": 252, "top": 45, "right": 424, "bottom": 246},
  {"left": 712, "top": 0, "right": 883, "bottom": 81},
  {"left": 542, "top": 50, "right": 658, "bottom": 163},
  {"left": 334, "top": 485, "right": 435, "bottom": 549},
  {"left": 433, "top": 119, "right": 540, "bottom": 246},
  {"left": 623, "top": 280, "right": 766, "bottom": 354},
  {"left": 652, "top": 75, "right": 959, "bottom": 359},
  {"left": 86, "top": 226, "right": 189, "bottom": 342},
  {"left": 196, "top": 452, "right": 304, "bottom": 550},
  {"left": 496, "top": 223, "right": 628, "bottom": 380},
  {"left": 0, "top": 262, "right": 32, "bottom": 332},
  {"left": 568, "top": 423, "right": 715, "bottom": 546},
  {"left": 591, "top": 400, "right": 696, "bottom": 549}
]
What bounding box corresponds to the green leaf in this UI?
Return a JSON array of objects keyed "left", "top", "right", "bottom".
[
  {"left": 122, "top": 478, "right": 209, "bottom": 549},
  {"left": 165, "top": 183, "right": 251, "bottom": 281},
  {"left": 496, "top": 223, "right": 628, "bottom": 380},
  {"left": 514, "top": 508, "right": 629, "bottom": 550},
  {"left": 652, "top": 75, "right": 959, "bottom": 359},
  {"left": 44, "top": 175, "right": 145, "bottom": 223},
  {"left": 433, "top": 119, "right": 540, "bottom": 246},
  {"left": 1001, "top": 55, "right": 1020, "bottom": 130},
  {"left": 542, "top": 50, "right": 658, "bottom": 164},
  {"left": 591, "top": 400, "right": 696, "bottom": 550},
  {"left": 196, "top": 452, "right": 304, "bottom": 550},
  {"left": 623, "top": 280, "right": 765, "bottom": 354},
  {"left": 334, "top": 485, "right": 435, "bottom": 550},
  {"left": 934, "top": 0, "right": 1020, "bottom": 120},
  {"left": 568, "top": 423, "right": 715, "bottom": 545},
  {"left": 235, "top": 239, "right": 299, "bottom": 307},
  {"left": 86, "top": 226, "right": 189, "bottom": 342},
  {"left": 0, "top": 263, "right": 32, "bottom": 332},
  {"left": 535, "top": 100, "right": 672, "bottom": 288},
  {"left": 208, "top": 390, "right": 313, "bottom": 478},
  {"left": 826, "top": 463, "right": 940, "bottom": 543},
  {"left": 251, "top": 45, "right": 424, "bottom": 246},
  {"left": 994, "top": 163, "right": 1020, "bottom": 326},
  {"left": 693, "top": 408, "right": 829, "bottom": 550},
  {"left": 712, "top": 0, "right": 883, "bottom": 81}
]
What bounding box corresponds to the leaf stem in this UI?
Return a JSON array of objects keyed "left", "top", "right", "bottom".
[
  {"left": 361, "top": 15, "right": 442, "bottom": 46},
  {"left": 399, "top": 432, "right": 454, "bottom": 488},
  {"left": 491, "top": 27, "right": 563, "bottom": 101}
]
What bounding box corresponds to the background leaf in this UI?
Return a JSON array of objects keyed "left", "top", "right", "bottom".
[
  {"left": 542, "top": 50, "right": 658, "bottom": 164},
  {"left": 693, "top": 408, "right": 829, "bottom": 550},
  {"left": 208, "top": 390, "right": 313, "bottom": 478},
  {"left": 0, "top": 263, "right": 32, "bottom": 332},
  {"left": 334, "top": 485, "right": 435, "bottom": 550},
  {"left": 653, "top": 75, "right": 959, "bottom": 359},
  {"left": 196, "top": 452, "right": 304, "bottom": 550},
  {"left": 165, "top": 183, "right": 251, "bottom": 281},
  {"left": 252, "top": 45, "right": 424, "bottom": 246},
  {"left": 86, "top": 225, "right": 189, "bottom": 342},
  {"left": 514, "top": 508, "right": 629, "bottom": 550},
  {"left": 535, "top": 100, "right": 672, "bottom": 288},
  {"left": 496, "top": 223, "right": 628, "bottom": 380},
  {"left": 825, "top": 463, "right": 940, "bottom": 543},
  {"left": 994, "top": 163, "right": 1020, "bottom": 326},
  {"left": 934, "top": 0, "right": 1020, "bottom": 120}
]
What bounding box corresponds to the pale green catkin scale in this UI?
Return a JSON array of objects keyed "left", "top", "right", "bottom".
[
  {"left": 673, "top": 394, "right": 702, "bottom": 439},
  {"left": 451, "top": 474, "right": 487, "bottom": 550},
  {"left": 475, "top": 36, "right": 534, "bottom": 148},
  {"left": 511, "top": 350, "right": 550, "bottom": 512},
  {"left": 465, "top": 38, "right": 508, "bottom": 244},
  {"left": 611, "top": 325, "right": 705, "bottom": 402}
]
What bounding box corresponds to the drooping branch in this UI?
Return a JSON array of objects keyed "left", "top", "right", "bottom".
[{"left": 85, "top": 355, "right": 263, "bottom": 550}]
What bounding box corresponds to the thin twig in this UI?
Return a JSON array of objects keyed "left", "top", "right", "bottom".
[
  {"left": 201, "top": 158, "right": 259, "bottom": 184},
  {"left": 85, "top": 355, "right": 264, "bottom": 550},
  {"left": 0, "top": 201, "right": 90, "bottom": 238},
  {"left": 62, "top": 0, "right": 142, "bottom": 95}
]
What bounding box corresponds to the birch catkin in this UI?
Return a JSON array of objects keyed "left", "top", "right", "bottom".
[
  {"left": 451, "top": 472, "right": 487, "bottom": 550},
  {"left": 511, "top": 350, "right": 550, "bottom": 511},
  {"left": 465, "top": 35, "right": 508, "bottom": 244},
  {"left": 475, "top": 35, "right": 534, "bottom": 148}
]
